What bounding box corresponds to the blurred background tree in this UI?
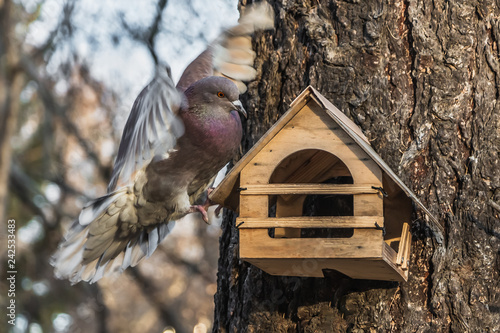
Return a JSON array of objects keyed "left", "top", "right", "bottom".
[{"left": 0, "top": 1, "right": 239, "bottom": 332}]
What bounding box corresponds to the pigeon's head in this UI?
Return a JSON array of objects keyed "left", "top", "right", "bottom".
[{"left": 185, "top": 76, "right": 247, "bottom": 119}]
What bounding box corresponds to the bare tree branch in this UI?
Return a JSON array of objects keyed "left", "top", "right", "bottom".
[
  {"left": 9, "top": 163, "right": 50, "bottom": 225},
  {"left": 88, "top": 283, "right": 109, "bottom": 333},
  {"left": 120, "top": 0, "right": 169, "bottom": 64},
  {"left": 127, "top": 267, "right": 188, "bottom": 333},
  {"left": 19, "top": 54, "right": 111, "bottom": 178},
  {"left": 163, "top": 248, "right": 215, "bottom": 284},
  {"left": 30, "top": 1, "right": 77, "bottom": 61},
  {"left": 147, "top": 0, "right": 168, "bottom": 64}
]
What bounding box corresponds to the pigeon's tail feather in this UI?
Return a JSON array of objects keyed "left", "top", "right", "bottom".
[
  {"left": 51, "top": 188, "right": 175, "bottom": 284},
  {"left": 212, "top": 2, "right": 274, "bottom": 93}
]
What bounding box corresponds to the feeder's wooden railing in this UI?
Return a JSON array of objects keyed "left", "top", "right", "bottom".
[
  {"left": 236, "top": 216, "right": 383, "bottom": 229},
  {"left": 239, "top": 183, "right": 380, "bottom": 195},
  {"left": 396, "top": 223, "right": 411, "bottom": 270}
]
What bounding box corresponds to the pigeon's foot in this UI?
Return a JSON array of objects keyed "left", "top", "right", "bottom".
[
  {"left": 190, "top": 205, "right": 210, "bottom": 224},
  {"left": 190, "top": 188, "right": 224, "bottom": 223}
]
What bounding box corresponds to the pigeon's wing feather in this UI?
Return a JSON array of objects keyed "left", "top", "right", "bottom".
[
  {"left": 176, "top": 2, "right": 274, "bottom": 93},
  {"left": 176, "top": 50, "right": 215, "bottom": 92},
  {"left": 108, "top": 67, "right": 184, "bottom": 192}
]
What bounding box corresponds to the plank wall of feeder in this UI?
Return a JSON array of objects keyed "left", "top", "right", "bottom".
[
  {"left": 246, "top": 258, "right": 406, "bottom": 280},
  {"left": 239, "top": 227, "right": 383, "bottom": 259}
]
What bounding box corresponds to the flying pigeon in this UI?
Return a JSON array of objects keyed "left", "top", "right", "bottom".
[{"left": 52, "top": 2, "right": 274, "bottom": 284}]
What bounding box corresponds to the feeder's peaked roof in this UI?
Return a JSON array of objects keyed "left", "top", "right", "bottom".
[{"left": 211, "top": 86, "right": 444, "bottom": 238}]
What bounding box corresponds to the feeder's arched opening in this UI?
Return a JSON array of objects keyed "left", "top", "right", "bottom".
[{"left": 267, "top": 149, "right": 354, "bottom": 239}]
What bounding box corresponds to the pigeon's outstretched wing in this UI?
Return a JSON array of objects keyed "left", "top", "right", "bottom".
[
  {"left": 176, "top": 1, "right": 274, "bottom": 93},
  {"left": 52, "top": 2, "right": 274, "bottom": 285},
  {"left": 108, "top": 66, "right": 184, "bottom": 192}
]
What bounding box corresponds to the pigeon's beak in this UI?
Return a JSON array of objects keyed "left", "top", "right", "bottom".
[{"left": 232, "top": 100, "right": 247, "bottom": 118}]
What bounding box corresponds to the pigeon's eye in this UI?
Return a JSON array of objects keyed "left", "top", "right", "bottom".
[{"left": 217, "top": 91, "right": 225, "bottom": 98}]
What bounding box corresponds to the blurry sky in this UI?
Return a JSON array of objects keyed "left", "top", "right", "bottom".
[{"left": 23, "top": 0, "right": 239, "bottom": 120}]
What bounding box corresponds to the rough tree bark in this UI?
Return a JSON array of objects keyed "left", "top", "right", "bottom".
[{"left": 213, "top": 0, "right": 500, "bottom": 331}]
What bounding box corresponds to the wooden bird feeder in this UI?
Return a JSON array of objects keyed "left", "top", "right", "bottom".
[{"left": 210, "top": 86, "right": 442, "bottom": 282}]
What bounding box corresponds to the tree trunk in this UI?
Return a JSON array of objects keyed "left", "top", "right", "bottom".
[
  {"left": 0, "top": 0, "right": 23, "bottom": 222},
  {"left": 213, "top": 0, "right": 500, "bottom": 331}
]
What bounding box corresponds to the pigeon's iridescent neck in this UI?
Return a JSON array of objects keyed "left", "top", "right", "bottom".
[{"left": 181, "top": 108, "right": 242, "bottom": 160}]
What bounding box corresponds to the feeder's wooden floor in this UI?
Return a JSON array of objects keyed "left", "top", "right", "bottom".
[{"left": 242, "top": 242, "right": 408, "bottom": 282}]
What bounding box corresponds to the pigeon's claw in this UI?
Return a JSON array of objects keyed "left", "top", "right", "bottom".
[
  {"left": 190, "top": 205, "right": 210, "bottom": 224},
  {"left": 190, "top": 187, "right": 219, "bottom": 223},
  {"left": 215, "top": 205, "right": 223, "bottom": 217}
]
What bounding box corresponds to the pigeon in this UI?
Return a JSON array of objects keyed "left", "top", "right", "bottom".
[{"left": 51, "top": 2, "right": 274, "bottom": 284}]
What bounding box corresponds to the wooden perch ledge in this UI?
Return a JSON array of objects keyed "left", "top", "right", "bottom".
[{"left": 239, "top": 184, "right": 380, "bottom": 195}]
